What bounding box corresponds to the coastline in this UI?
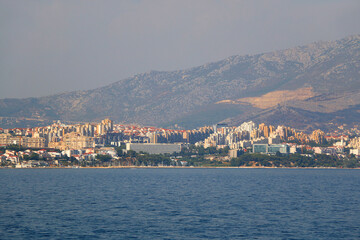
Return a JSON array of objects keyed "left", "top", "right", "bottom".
[{"left": 1, "top": 166, "right": 359, "bottom": 169}]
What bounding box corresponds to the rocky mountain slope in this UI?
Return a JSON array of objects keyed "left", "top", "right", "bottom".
[{"left": 0, "top": 35, "right": 359, "bottom": 130}]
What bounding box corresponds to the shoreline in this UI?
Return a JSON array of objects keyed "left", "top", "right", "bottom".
[{"left": 1, "top": 166, "right": 359, "bottom": 170}]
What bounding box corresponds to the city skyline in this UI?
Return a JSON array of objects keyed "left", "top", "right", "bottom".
[
  {"left": 1, "top": 117, "right": 359, "bottom": 169},
  {"left": 1, "top": 2, "right": 360, "bottom": 239}
]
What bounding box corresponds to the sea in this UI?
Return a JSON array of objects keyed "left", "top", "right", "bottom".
[{"left": 0, "top": 168, "right": 359, "bottom": 239}]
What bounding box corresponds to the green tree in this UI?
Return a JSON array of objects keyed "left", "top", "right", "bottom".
[
  {"left": 29, "top": 153, "right": 39, "bottom": 160},
  {"left": 115, "top": 145, "right": 126, "bottom": 157},
  {"left": 96, "top": 154, "right": 112, "bottom": 162}
]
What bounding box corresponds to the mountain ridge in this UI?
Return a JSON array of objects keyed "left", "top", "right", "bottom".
[{"left": 1, "top": 34, "right": 359, "bottom": 130}]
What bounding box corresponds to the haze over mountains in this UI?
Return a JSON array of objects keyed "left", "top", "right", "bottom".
[{"left": 1, "top": 35, "right": 359, "bottom": 131}]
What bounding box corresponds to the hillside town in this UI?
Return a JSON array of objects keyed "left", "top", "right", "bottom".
[{"left": 1, "top": 119, "right": 360, "bottom": 168}]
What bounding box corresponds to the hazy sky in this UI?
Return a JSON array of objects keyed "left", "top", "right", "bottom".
[{"left": 1, "top": 0, "right": 360, "bottom": 99}]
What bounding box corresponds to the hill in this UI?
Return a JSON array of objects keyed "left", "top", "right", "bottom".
[{"left": 0, "top": 35, "right": 359, "bottom": 130}]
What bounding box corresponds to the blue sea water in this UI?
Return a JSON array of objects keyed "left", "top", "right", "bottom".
[{"left": 0, "top": 168, "right": 359, "bottom": 239}]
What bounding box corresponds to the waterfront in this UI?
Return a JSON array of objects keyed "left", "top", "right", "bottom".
[{"left": 1, "top": 168, "right": 360, "bottom": 239}]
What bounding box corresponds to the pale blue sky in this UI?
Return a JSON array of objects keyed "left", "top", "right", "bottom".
[{"left": 1, "top": 0, "right": 359, "bottom": 98}]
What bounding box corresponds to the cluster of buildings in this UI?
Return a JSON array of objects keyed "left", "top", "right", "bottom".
[
  {"left": 1, "top": 119, "right": 360, "bottom": 167},
  {"left": 0, "top": 147, "right": 120, "bottom": 168},
  {"left": 110, "top": 125, "right": 213, "bottom": 145},
  {"left": 0, "top": 149, "right": 60, "bottom": 168},
  {"left": 0, "top": 119, "right": 214, "bottom": 163},
  {"left": 197, "top": 121, "right": 314, "bottom": 149},
  {"left": 348, "top": 137, "right": 360, "bottom": 156},
  {"left": 199, "top": 121, "right": 323, "bottom": 150},
  {"left": 0, "top": 119, "right": 213, "bottom": 150},
  {"left": 0, "top": 119, "right": 113, "bottom": 150},
  {"left": 196, "top": 122, "right": 357, "bottom": 159}
]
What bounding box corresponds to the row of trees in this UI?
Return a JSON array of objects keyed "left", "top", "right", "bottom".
[
  {"left": 230, "top": 153, "right": 360, "bottom": 168},
  {"left": 2, "top": 143, "right": 359, "bottom": 168}
]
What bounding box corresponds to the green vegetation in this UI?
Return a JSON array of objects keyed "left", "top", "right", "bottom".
[
  {"left": 1, "top": 143, "right": 359, "bottom": 168},
  {"left": 22, "top": 153, "right": 40, "bottom": 160},
  {"left": 95, "top": 154, "right": 112, "bottom": 162},
  {"left": 0, "top": 145, "right": 61, "bottom": 153},
  {"left": 230, "top": 153, "right": 360, "bottom": 168},
  {"left": 1, "top": 144, "right": 26, "bottom": 152}
]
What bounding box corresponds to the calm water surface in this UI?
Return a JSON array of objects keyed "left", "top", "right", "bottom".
[{"left": 0, "top": 168, "right": 359, "bottom": 239}]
